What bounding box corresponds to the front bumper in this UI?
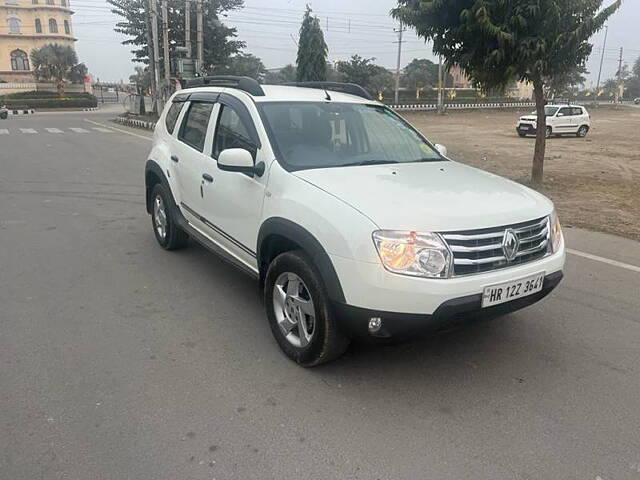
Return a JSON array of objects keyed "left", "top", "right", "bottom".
[
  {"left": 516, "top": 123, "right": 537, "bottom": 134},
  {"left": 334, "top": 271, "right": 563, "bottom": 340}
]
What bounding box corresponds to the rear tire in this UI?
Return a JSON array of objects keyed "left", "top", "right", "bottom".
[
  {"left": 150, "top": 183, "right": 189, "bottom": 250},
  {"left": 264, "top": 251, "right": 350, "bottom": 367},
  {"left": 576, "top": 125, "right": 589, "bottom": 138}
]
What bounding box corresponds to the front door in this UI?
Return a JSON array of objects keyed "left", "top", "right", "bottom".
[
  {"left": 554, "top": 107, "right": 574, "bottom": 133},
  {"left": 198, "top": 97, "right": 267, "bottom": 271}
]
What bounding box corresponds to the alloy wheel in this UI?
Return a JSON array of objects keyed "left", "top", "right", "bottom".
[
  {"left": 273, "top": 272, "right": 316, "bottom": 348},
  {"left": 153, "top": 195, "right": 168, "bottom": 240}
]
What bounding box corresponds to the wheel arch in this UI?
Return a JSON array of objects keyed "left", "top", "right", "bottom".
[
  {"left": 257, "top": 218, "right": 345, "bottom": 303},
  {"left": 145, "top": 160, "right": 172, "bottom": 214}
]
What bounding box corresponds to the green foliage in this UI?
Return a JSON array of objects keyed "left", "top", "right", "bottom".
[
  {"left": 129, "top": 65, "right": 151, "bottom": 89},
  {"left": 393, "top": 0, "right": 621, "bottom": 184},
  {"left": 69, "top": 63, "right": 88, "bottom": 84},
  {"left": 296, "top": 6, "right": 328, "bottom": 81},
  {"left": 264, "top": 64, "right": 297, "bottom": 84},
  {"left": 403, "top": 58, "right": 438, "bottom": 91},
  {"left": 0, "top": 91, "right": 93, "bottom": 99},
  {"left": 31, "top": 44, "right": 78, "bottom": 83},
  {"left": 107, "top": 0, "right": 245, "bottom": 73},
  {"left": 335, "top": 55, "right": 392, "bottom": 96},
  {"left": 0, "top": 95, "right": 97, "bottom": 109},
  {"left": 221, "top": 53, "right": 266, "bottom": 80},
  {"left": 546, "top": 65, "right": 588, "bottom": 97}
]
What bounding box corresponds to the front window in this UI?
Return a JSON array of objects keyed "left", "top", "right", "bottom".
[
  {"left": 259, "top": 102, "right": 444, "bottom": 170},
  {"left": 531, "top": 107, "right": 559, "bottom": 117},
  {"left": 213, "top": 105, "right": 256, "bottom": 159}
]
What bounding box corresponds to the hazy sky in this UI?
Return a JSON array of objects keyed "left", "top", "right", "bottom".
[{"left": 73, "top": 0, "right": 639, "bottom": 85}]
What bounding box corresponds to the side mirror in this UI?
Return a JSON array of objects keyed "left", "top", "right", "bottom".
[
  {"left": 434, "top": 144, "right": 448, "bottom": 157},
  {"left": 217, "top": 148, "right": 265, "bottom": 177}
]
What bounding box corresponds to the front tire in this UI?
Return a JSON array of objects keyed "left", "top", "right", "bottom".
[
  {"left": 150, "top": 183, "right": 189, "bottom": 250},
  {"left": 264, "top": 251, "right": 350, "bottom": 367}
]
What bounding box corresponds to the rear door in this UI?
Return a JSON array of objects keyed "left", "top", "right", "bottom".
[{"left": 173, "top": 98, "right": 217, "bottom": 228}]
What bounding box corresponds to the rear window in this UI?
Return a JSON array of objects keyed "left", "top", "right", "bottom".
[
  {"left": 165, "top": 102, "right": 184, "bottom": 134},
  {"left": 178, "top": 102, "right": 214, "bottom": 152}
]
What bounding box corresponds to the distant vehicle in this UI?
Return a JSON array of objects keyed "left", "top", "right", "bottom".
[
  {"left": 634, "top": 98, "right": 640, "bottom": 105},
  {"left": 0, "top": 106, "right": 8, "bottom": 120},
  {"left": 144, "top": 76, "right": 565, "bottom": 366},
  {"left": 516, "top": 104, "right": 591, "bottom": 138}
]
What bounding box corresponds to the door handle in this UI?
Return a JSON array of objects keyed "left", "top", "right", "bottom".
[
  {"left": 202, "top": 173, "right": 214, "bottom": 183},
  {"left": 171, "top": 155, "right": 179, "bottom": 163}
]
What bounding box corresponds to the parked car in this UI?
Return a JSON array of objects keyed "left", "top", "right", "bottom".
[
  {"left": 145, "top": 77, "right": 565, "bottom": 366},
  {"left": 0, "top": 106, "right": 7, "bottom": 120},
  {"left": 634, "top": 98, "right": 640, "bottom": 105},
  {"left": 516, "top": 104, "right": 591, "bottom": 138}
]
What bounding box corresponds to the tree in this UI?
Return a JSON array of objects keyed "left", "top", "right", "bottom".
[
  {"left": 69, "top": 63, "right": 88, "bottom": 84},
  {"left": 546, "top": 65, "right": 588, "bottom": 98},
  {"left": 264, "top": 64, "right": 297, "bottom": 84},
  {"left": 626, "top": 57, "right": 640, "bottom": 98},
  {"left": 335, "top": 55, "right": 392, "bottom": 97},
  {"left": 296, "top": 5, "right": 328, "bottom": 82},
  {"left": 30, "top": 44, "right": 80, "bottom": 95},
  {"left": 403, "top": 58, "right": 438, "bottom": 99},
  {"left": 393, "top": 0, "right": 621, "bottom": 185},
  {"left": 221, "top": 53, "right": 266, "bottom": 80},
  {"left": 129, "top": 65, "right": 151, "bottom": 91},
  {"left": 108, "top": 0, "right": 245, "bottom": 74}
]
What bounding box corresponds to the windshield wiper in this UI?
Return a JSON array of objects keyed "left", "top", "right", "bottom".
[{"left": 343, "top": 160, "right": 400, "bottom": 167}]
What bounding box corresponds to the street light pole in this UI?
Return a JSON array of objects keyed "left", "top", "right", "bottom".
[
  {"left": 393, "top": 22, "right": 405, "bottom": 105},
  {"left": 595, "top": 25, "right": 609, "bottom": 106}
]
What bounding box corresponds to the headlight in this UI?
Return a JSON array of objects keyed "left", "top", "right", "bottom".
[
  {"left": 549, "top": 210, "right": 563, "bottom": 253},
  {"left": 372, "top": 230, "right": 452, "bottom": 278}
]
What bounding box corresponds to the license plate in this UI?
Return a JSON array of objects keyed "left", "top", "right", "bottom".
[
  {"left": 519, "top": 124, "right": 531, "bottom": 130},
  {"left": 482, "top": 272, "right": 545, "bottom": 308}
]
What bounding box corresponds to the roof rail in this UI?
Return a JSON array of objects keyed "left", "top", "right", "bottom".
[
  {"left": 184, "top": 76, "right": 265, "bottom": 96},
  {"left": 282, "top": 82, "right": 374, "bottom": 101}
]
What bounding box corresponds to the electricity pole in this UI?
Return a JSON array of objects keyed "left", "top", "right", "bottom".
[
  {"left": 185, "top": 0, "right": 191, "bottom": 58},
  {"left": 161, "top": 0, "right": 171, "bottom": 99},
  {"left": 196, "top": 0, "right": 203, "bottom": 74},
  {"left": 145, "top": 0, "right": 158, "bottom": 114},
  {"left": 393, "top": 22, "right": 405, "bottom": 105},
  {"left": 595, "top": 25, "right": 608, "bottom": 106},
  {"left": 150, "top": 0, "right": 162, "bottom": 113},
  {"left": 615, "top": 47, "right": 624, "bottom": 105},
  {"left": 437, "top": 56, "right": 444, "bottom": 114}
]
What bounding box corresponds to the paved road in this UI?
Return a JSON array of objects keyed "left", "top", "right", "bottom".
[{"left": 1, "top": 111, "right": 640, "bottom": 480}]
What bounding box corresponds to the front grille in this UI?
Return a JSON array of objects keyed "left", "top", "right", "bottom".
[{"left": 441, "top": 217, "right": 550, "bottom": 276}]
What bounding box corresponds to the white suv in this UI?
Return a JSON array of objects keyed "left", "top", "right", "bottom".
[
  {"left": 145, "top": 77, "right": 565, "bottom": 366},
  {"left": 517, "top": 104, "right": 590, "bottom": 138}
]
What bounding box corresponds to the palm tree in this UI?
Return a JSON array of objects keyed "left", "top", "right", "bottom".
[{"left": 31, "top": 44, "right": 79, "bottom": 96}]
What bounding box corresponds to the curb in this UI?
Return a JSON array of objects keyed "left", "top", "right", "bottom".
[
  {"left": 7, "top": 108, "right": 36, "bottom": 115},
  {"left": 114, "top": 116, "right": 157, "bottom": 131},
  {"left": 391, "top": 102, "right": 536, "bottom": 111}
]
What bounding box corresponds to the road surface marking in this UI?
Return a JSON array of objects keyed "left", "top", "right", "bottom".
[
  {"left": 20, "top": 128, "right": 37, "bottom": 134},
  {"left": 69, "top": 127, "right": 89, "bottom": 133},
  {"left": 84, "top": 119, "right": 152, "bottom": 141},
  {"left": 0, "top": 129, "right": 8, "bottom": 135},
  {"left": 568, "top": 249, "right": 640, "bottom": 274},
  {"left": 45, "top": 128, "right": 64, "bottom": 133},
  {"left": 91, "top": 127, "right": 113, "bottom": 133}
]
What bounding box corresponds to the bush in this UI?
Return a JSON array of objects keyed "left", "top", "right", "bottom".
[
  {"left": 0, "top": 95, "right": 98, "bottom": 109},
  {"left": 0, "top": 90, "right": 95, "bottom": 99}
]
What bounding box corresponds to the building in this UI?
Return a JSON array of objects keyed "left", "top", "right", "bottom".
[{"left": 0, "top": 0, "right": 76, "bottom": 82}]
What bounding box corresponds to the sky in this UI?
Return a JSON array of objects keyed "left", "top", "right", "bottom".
[{"left": 72, "top": 0, "right": 640, "bottom": 85}]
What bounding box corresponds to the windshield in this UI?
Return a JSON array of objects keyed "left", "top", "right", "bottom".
[
  {"left": 531, "top": 107, "right": 559, "bottom": 117},
  {"left": 259, "top": 102, "right": 444, "bottom": 170}
]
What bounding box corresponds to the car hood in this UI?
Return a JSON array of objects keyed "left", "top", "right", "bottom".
[{"left": 293, "top": 161, "right": 553, "bottom": 232}]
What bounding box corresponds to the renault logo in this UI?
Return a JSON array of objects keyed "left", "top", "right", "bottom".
[{"left": 502, "top": 229, "right": 519, "bottom": 262}]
